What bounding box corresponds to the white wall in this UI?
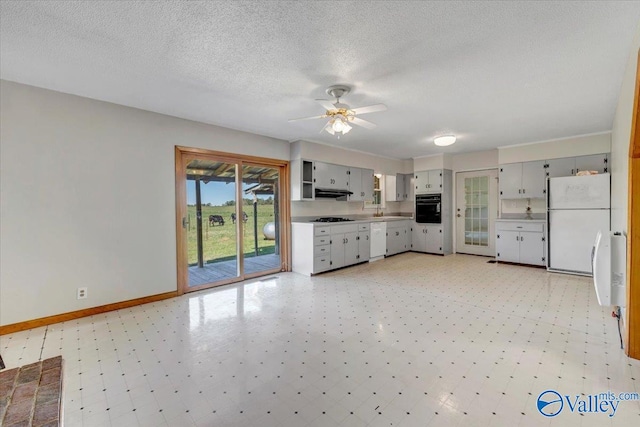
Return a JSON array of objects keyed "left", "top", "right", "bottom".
[
  {"left": 498, "top": 132, "right": 611, "bottom": 164},
  {"left": 611, "top": 34, "right": 640, "bottom": 234},
  {"left": 413, "top": 154, "right": 444, "bottom": 171},
  {"left": 452, "top": 150, "right": 498, "bottom": 171},
  {"left": 0, "top": 80, "right": 289, "bottom": 326}
]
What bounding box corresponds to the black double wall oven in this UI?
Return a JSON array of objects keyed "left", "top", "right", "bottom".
[{"left": 415, "top": 193, "right": 441, "bottom": 224}]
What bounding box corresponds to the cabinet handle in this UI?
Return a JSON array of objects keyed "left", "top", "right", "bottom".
[
  {"left": 518, "top": 189, "right": 521, "bottom": 194},
  {"left": 395, "top": 231, "right": 399, "bottom": 236},
  {"left": 522, "top": 189, "right": 525, "bottom": 194},
  {"left": 520, "top": 236, "right": 524, "bottom": 241},
  {"left": 366, "top": 235, "right": 369, "bottom": 240},
  {"left": 571, "top": 169, "right": 574, "bottom": 174},
  {"left": 516, "top": 236, "right": 519, "bottom": 241},
  {"left": 344, "top": 238, "right": 348, "bottom": 244}
]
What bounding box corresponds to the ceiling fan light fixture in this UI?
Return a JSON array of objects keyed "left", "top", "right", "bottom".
[
  {"left": 332, "top": 117, "right": 347, "bottom": 133},
  {"left": 434, "top": 135, "right": 456, "bottom": 146}
]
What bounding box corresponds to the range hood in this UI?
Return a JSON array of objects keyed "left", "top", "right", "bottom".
[{"left": 314, "top": 188, "right": 353, "bottom": 200}]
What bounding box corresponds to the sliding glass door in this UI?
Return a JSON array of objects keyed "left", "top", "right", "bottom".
[{"left": 176, "top": 148, "right": 289, "bottom": 293}]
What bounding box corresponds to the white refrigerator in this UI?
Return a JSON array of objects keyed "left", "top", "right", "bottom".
[{"left": 547, "top": 173, "right": 610, "bottom": 276}]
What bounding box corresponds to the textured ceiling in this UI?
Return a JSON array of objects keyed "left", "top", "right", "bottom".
[{"left": 1, "top": 1, "right": 639, "bottom": 159}]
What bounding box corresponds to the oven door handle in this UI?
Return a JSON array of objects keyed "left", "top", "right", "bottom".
[{"left": 436, "top": 203, "right": 441, "bottom": 213}]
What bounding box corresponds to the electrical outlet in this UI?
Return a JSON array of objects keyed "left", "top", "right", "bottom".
[{"left": 77, "top": 287, "right": 87, "bottom": 299}]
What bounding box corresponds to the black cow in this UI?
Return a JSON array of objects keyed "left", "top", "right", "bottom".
[
  {"left": 209, "top": 215, "right": 224, "bottom": 226},
  {"left": 231, "top": 212, "right": 249, "bottom": 224}
]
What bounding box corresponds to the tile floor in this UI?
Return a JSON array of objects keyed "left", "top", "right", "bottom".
[{"left": 1, "top": 253, "right": 639, "bottom": 426}]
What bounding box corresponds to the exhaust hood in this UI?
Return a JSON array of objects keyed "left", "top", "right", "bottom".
[{"left": 314, "top": 188, "right": 353, "bottom": 200}]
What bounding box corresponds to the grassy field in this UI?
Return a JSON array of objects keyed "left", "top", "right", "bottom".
[{"left": 186, "top": 204, "right": 277, "bottom": 265}]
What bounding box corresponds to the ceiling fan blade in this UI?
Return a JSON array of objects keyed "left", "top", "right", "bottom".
[
  {"left": 315, "top": 99, "right": 337, "bottom": 111},
  {"left": 351, "top": 103, "right": 387, "bottom": 115},
  {"left": 350, "top": 117, "right": 377, "bottom": 129},
  {"left": 288, "top": 114, "right": 327, "bottom": 122}
]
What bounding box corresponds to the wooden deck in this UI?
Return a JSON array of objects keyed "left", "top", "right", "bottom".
[{"left": 188, "top": 253, "right": 281, "bottom": 286}]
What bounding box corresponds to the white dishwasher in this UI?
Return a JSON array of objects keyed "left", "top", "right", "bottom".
[{"left": 370, "top": 221, "right": 387, "bottom": 261}]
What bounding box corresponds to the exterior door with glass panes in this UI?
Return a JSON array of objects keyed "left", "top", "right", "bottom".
[{"left": 455, "top": 170, "right": 498, "bottom": 256}]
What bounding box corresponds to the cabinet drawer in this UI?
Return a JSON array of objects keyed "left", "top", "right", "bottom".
[
  {"left": 314, "top": 255, "right": 331, "bottom": 272},
  {"left": 314, "top": 236, "right": 331, "bottom": 246},
  {"left": 314, "top": 226, "right": 330, "bottom": 236},
  {"left": 358, "top": 223, "right": 370, "bottom": 231},
  {"left": 314, "top": 245, "right": 330, "bottom": 255},
  {"left": 331, "top": 224, "right": 358, "bottom": 234},
  {"left": 495, "top": 222, "right": 544, "bottom": 233}
]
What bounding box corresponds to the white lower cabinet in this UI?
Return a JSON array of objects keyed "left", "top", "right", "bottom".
[
  {"left": 386, "top": 220, "right": 411, "bottom": 256},
  {"left": 358, "top": 223, "right": 371, "bottom": 262},
  {"left": 331, "top": 229, "right": 358, "bottom": 269},
  {"left": 411, "top": 223, "right": 443, "bottom": 254},
  {"left": 495, "top": 221, "right": 545, "bottom": 266},
  {"left": 292, "top": 222, "right": 371, "bottom": 275}
]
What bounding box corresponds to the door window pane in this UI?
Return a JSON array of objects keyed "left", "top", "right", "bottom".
[{"left": 464, "top": 176, "right": 489, "bottom": 247}]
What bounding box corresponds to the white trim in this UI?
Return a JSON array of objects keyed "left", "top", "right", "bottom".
[{"left": 497, "top": 131, "right": 612, "bottom": 149}]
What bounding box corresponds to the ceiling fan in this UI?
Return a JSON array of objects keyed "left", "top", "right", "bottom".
[{"left": 289, "top": 85, "right": 387, "bottom": 137}]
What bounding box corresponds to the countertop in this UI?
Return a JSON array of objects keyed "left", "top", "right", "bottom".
[{"left": 291, "top": 215, "right": 413, "bottom": 224}]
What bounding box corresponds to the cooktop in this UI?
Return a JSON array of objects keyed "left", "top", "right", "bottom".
[{"left": 312, "top": 217, "right": 354, "bottom": 223}]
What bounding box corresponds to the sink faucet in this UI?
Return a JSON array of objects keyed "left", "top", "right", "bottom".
[{"left": 374, "top": 206, "right": 384, "bottom": 217}]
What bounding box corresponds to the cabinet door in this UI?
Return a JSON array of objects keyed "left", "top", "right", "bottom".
[
  {"left": 402, "top": 225, "right": 411, "bottom": 251},
  {"left": 415, "top": 171, "right": 430, "bottom": 194},
  {"left": 386, "top": 228, "right": 402, "bottom": 255},
  {"left": 348, "top": 168, "right": 363, "bottom": 201},
  {"left": 385, "top": 175, "right": 399, "bottom": 201},
  {"left": 428, "top": 170, "right": 442, "bottom": 192},
  {"left": 425, "top": 225, "right": 442, "bottom": 254},
  {"left": 411, "top": 224, "right": 427, "bottom": 252},
  {"left": 496, "top": 230, "right": 519, "bottom": 262},
  {"left": 343, "top": 232, "right": 359, "bottom": 265},
  {"left": 361, "top": 169, "right": 375, "bottom": 201},
  {"left": 546, "top": 157, "right": 576, "bottom": 178},
  {"left": 314, "top": 161, "right": 332, "bottom": 189},
  {"left": 316, "top": 162, "right": 348, "bottom": 189},
  {"left": 404, "top": 174, "right": 414, "bottom": 201},
  {"left": 518, "top": 232, "right": 545, "bottom": 266},
  {"left": 521, "top": 160, "right": 546, "bottom": 198},
  {"left": 499, "top": 163, "right": 522, "bottom": 199},
  {"left": 358, "top": 231, "right": 370, "bottom": 261},
  {"left": 396, "top": 174, "right": 405, "bottom": 200},
  {"left": 330, "top": 234, "right": 345, "bottom": 269},
  {"left": 575, "top": 153, "right": 608, "bottom": 174}
]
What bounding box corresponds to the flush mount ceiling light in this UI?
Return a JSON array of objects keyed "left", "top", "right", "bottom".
[
  {"left": 288, "top": 85, "right": 387, "bottom": 138},
  {"left": 434, "top": 135, "right": 456, "bottom": 146}
]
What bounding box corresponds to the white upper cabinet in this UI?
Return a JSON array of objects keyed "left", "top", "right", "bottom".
[
  {"left": 546, "top": 157, "right": 576, "bottom": 178},
  {"left": 348, "top": 168, "right": 374, "bottom": 202},
  {"left": 404, "top": 173, "right": 414, "bottom": 201},
  {"left": 291, "top": 159, "right": 315, "bottom": 201},
  {"left": 415, "top": 170, "right": 442, "bottom": 194},
  {"left": 575, "top": 153, "right": 608, "bottom": 174},
  {"left": 361, "top": 169, "right": 375, "bottom": 201},
  {"left": 385, "top": 174, "right": 409, "bottom": 201},
  {"left": 521, "top": 160, "right": 546, "bottom": 198},
  {"left": 498, "top": 163, "right": 523, "bottom": 199},
  {"left": 544, "top": 153, "right": 609, "bottom": 178},
  {"left": 348, "top": 168, "right": 363, "bottom": 201},
  {"left": 315, "top": 162, "right": 349, "bottom": 190},
  {"left": 499, "top": 161, "right": 545, "bottom": 199}
]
